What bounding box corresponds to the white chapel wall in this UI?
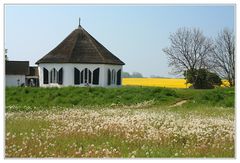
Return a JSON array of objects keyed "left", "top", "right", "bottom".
[
  {"left": 38, "top": 63, "right": 122, "bottom": 87},
  {"left": 102, "top": 64, "right": 122, "bottom": 87}
]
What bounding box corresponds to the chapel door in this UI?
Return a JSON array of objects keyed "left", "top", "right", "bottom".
[{"left": 82, "top": 68, "right": 92, "bottom": 85}]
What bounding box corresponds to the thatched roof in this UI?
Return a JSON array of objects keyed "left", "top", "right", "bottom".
[
  {"left": 6, "top": 61, "right": 29, "bottom": 75},
  {"left": 36, "top": 25, "right": 125, "bottom": 65}
]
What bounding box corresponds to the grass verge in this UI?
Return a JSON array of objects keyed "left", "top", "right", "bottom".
[{"left": 5, "top": 86, "right": 234, "bottom": 112}]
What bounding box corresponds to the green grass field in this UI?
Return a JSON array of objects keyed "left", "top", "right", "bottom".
[
  {"left": 6, "top": 86, "right": 234, "bottom": 111},
  {"left": 5, "top": 86, "right": 235, "bottom": 158}
]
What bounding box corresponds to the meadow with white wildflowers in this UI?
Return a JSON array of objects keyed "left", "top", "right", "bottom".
[
  {"left": 6, "top": 105, "right": 234, "bottom": 158},
  {"left": 5, "top": 87, "right": 235, "bottom": 158}
]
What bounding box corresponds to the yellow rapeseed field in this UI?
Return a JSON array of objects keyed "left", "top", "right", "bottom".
[
  {"left": 122, "top": 78, "right": 230, "bottom": 88},
  {"left": 122, "top": 78, "right": 191, "bottom": 88}
]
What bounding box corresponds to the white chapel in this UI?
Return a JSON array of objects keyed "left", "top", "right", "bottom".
[{"left": 36, "top": 22, "right": 125, "bottom": 87}]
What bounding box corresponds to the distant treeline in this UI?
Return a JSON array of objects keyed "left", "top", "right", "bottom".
[
  {"left": 122, "top": 72, "right": 172, "bottom": 78},
  {"left": 122, "top": 72, "right": 143, "bottom": 78}
]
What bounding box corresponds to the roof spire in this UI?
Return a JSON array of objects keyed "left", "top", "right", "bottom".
[{"left": 78, "top": 17, "right": 81, "bottom": 28}]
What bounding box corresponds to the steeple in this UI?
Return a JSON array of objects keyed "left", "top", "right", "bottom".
[{"left": 78, "top": 17, "right": 81, "bottom": 28}]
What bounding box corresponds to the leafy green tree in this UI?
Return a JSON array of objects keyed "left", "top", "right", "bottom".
[{"left": 184, "top": 69, "right": 222, "bottom": 89}]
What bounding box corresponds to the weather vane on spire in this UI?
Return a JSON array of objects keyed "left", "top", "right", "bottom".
[{"left": 78, "top": 17, "right": 81, "bottom": 28}]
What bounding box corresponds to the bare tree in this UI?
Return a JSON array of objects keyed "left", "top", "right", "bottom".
[
  {"left": 163, "top": 28, "right": 214, "bottom": 74},
  {"left": 211, "top": 28, "right": 235, "bottom": 86}
]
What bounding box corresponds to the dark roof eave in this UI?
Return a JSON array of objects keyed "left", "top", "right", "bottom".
[{"left": 36, "top": 61, "right": 125, "bottom": 65}]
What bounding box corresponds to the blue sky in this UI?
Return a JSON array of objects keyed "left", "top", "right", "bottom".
[{"left": 5, "top": 5, "right": 235, "bottom": 77}]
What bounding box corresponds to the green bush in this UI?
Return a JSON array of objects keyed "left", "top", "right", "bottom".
[{"left": 184, "top": 69, "right": 222, "bottom": 89}]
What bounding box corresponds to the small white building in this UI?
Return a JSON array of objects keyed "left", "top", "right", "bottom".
[
  {"left": 6, "top": 61, "right": 29, "bottom": 87},
  {"left": 36, "top": 24, "right": 125, "bottom": 87},
  {"left": 5, "top": 61, "right": 39, "bottom": 87}
]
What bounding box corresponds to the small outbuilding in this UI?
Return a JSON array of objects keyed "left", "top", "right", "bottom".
[
  {"left": 36, "top": 23, "right": 125, "bottom": 87},
  {"left": 5, "top": 61, "right": 39, "bottom": 87},
  {"left": 6, "top": 61, "right": 29, "bottom": 86}
]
